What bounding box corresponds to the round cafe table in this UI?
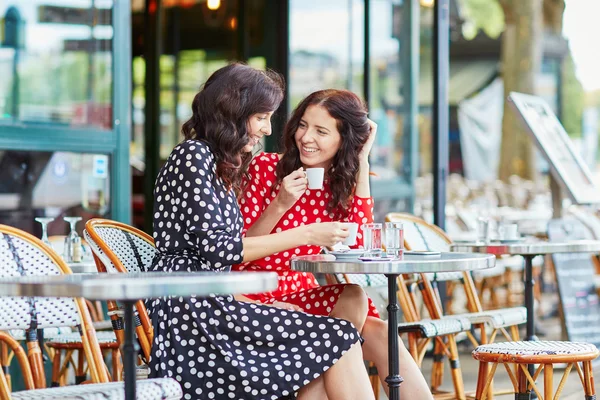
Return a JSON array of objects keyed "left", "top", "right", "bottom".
[
  {"left": 291, "top": 252, "right": 495, "bottom": 400},
  {"left": 0, "top": 271, "right": 278, "bottom": 400},
  {"left": 450, "top": 240, "right": 600, "bottom": 342},
  {"left": 451, "top": 239, "right": 600, "bottom": 382}
]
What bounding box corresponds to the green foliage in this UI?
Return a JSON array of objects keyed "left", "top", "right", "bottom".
[
  {"left": 561, "top": 52, "right": 584, "bottom": 137},
  {"left": 459, "top": 0, "right": 505, "bottom": 40}
]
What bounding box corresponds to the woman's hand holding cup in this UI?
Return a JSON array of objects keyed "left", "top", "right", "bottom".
[
  {"left": 275, "top": 167, "right": 308, "bottom": 211},
  {"left": 305, "top": 222, "right": 350, "bottom": 247}
]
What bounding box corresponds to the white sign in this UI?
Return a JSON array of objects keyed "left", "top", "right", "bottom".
[{"left": 509, "top": 92, "right": 600, "bottom": 205}]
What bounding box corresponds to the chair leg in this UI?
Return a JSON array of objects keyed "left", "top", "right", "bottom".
[
  {"left": 368, "top": 362, "right": 380, "bottom": 400},
  {"left": 516, "top": 363, "right": 530, "bottom": 399},
  {"left": 447, "top": 335, "right": 466, "bottom": 400},
  {"left": 1, "top": 342, "right": 10, "bottom": 392},
  {"left": 544, "top": 363, "right": 553, "bottom": 400},
  {"left": 0, "top": 362, "right": 11, "bottom": 400},
  {"left": 76, "top": 349, "right": 86, "bottom": 384},
  {"left": 431, "top": 340, "right": 445, "bottom": 392},
  {"left": 584, "top": 361, "right": 596, "bottom": 399},
  {"left": 475, "top": 361, "right": 489, "bottom": 400},
  {"left": 26, "top": 331, "right": 46, "bottom": 388},
  {"left": 51, "top": 350, "right": 61, "bottom": 387},
  {"left": 112, "top": 348, "right": 122, "bottom": 381}
]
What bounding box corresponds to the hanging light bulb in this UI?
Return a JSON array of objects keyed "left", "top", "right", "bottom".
[
  {"left": 207, "top": 0, "right": 221, "bottom": 10},
  {"left": 420, "top": 0, "right": 434, "bottom": 7}
]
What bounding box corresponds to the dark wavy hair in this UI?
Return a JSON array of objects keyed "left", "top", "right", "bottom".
[
  {"left": 182, "top": 63, "right": 284, "bottom": 192},
  {"left": 276, "top": 89, "right": 370, "bottom": 216}
]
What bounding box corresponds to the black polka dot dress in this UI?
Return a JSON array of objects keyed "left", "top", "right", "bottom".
[{"left": 145, "top": 140, "right": 361, "bottom": 400}]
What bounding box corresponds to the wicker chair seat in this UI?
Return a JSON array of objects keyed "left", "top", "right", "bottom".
[
  {"left": 11, "top": 377, "right": 182, "bottom": 399},
  {"left": 9, "top": 327, "right": 73, "bottom": 341},
  {"left": 454, "top": 306, "right": 527, "bottom": 328},
  {"left": 473, "top": 341, "right": 599, "bottom": 363},
  {"left": 92, "top": 320, "right": 114, "bottom": 331},
  {"left": 398, "top": 317, "right": 472, "bottom": 338},
  {"left": 46, "top": 331, "right": 118, "bottom": 349}
]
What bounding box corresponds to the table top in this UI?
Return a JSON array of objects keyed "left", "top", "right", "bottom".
[
  {"left": 291, "top": 252, "right": 495, "bottom": 274},
  {"left": 450, "top": 239, "right": 600, "bottom": 256},
  {"left": 0, "top": 272, "right": 279, "bottom": 301}
]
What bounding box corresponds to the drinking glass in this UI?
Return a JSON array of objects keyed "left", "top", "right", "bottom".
[
  {"left": 384, "top": 222, "right": 404, "bottom": 258},
  {"left": 362, "top": 223, "right": 383, "bottom": 257},
  {"left": 35, "top": 217, "right": 55, "bottom": 250},
  {"left": 63, "top": 217, "right": 83, "bottom": 263},
  {"left": 477, "top": 216, "right": 490, "bottom": 243}
]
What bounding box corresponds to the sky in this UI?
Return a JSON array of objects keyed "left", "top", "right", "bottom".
[{"left": 563, "top": 0, "right": 600, "bottom": 92}]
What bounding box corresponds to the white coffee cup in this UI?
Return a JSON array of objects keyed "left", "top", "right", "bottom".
[
  {"left": 498, "top": 223, "right": 519, "bottom": 240},
  {"left": 341, "top": 222, "right": 359, "bottom": 246},
  {"left": 306, "top": 168, "right": 324, "bottom": 190}
]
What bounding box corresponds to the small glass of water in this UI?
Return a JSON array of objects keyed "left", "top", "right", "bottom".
[
  {"left": 384, "top": 222, "right": 404, "bottom": 258},
  {"left": 362, "top": 223, "right": 383, "bottom": 257},
  {"left": 477, "top": 216, "right": 490, "bottom": 243}
]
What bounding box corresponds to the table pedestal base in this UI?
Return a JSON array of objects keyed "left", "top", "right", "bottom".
[
  {"left": 386, "top": 274, "right": 401, "bottom": 400},
  {"left": 524, "top": 255, "right": 539, "bottom": 400},
  {"left": 123, "top": 300, "right": 139, "bottom": 400}
]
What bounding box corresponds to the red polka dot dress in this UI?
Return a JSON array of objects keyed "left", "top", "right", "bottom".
[{"left": 233, "top": 152, "right": 380, "bottom": 318}]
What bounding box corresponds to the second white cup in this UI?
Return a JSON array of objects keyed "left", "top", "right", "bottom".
[
  {"left": 306, "top": 168, "right": 324, "bottom": 190},
  {"left": 341, "top": 222, "right": 359, "bottom": 246},
  {"left": 498, "top": 223, "right": 519, "bottom": 240}
]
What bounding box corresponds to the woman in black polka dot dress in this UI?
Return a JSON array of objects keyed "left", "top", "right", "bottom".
[{"left": 145, "top": 63, "right": 376, "bottom": 400}]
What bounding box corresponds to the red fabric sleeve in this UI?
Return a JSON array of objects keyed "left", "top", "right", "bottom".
[{"left": 239, "top": 153, "right": 278, "bottom": 235}]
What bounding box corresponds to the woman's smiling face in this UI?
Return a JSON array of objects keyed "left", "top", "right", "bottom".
[{"left": 294, "top": 104, "right": 341, "bottom": 170}]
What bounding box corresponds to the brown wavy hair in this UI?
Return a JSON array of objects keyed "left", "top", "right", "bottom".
[
  {"left": 181, "top": 63, "right": 284, "bottom": 192},
  {"left": 276, "top": 89, "right": 370, "bottom": 216}
]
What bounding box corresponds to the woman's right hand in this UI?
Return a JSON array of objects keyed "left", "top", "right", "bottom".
[
  {"left": 305, "top": 222, "right": 350, "bottom": 247},
  {"left": 275, "top": 167, "right": 308, "bottom": 211}
]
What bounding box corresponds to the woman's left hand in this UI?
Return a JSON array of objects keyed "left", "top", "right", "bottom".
[{"left": 359, "top": 119, "right": 378, "bottom": 164}]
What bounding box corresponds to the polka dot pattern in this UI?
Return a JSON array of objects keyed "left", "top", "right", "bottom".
[
  {"left": 148, "top": 141, "right": 361, "bottom": 399},
  {"left": 234, "top": 153, "right": 379, "bottom": 318}
]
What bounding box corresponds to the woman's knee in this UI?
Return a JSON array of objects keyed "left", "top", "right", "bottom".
[
  {"left": 339, "top": 284, "right": 369, "bottom": 309},
  {"left": 334, "top": 284, "right": 369, "bottom": 328}
]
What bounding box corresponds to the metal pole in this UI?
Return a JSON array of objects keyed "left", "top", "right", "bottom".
[
  {"left": 363, "top": 0, "right": 370, "bottom": 106},
  {"left": 433, "top": 0, "right": 450, "bottom": 310},
  {"left": 144, "top": 0, "right": 162, "bottom": 233},
  {"left": 385, "top": 274, "right": 402, "bottom": 400},
  {"left": 432, "top": 0, "right": 449, "bottom": 230},
  {"left": 401, "top": 0, "right": 420, "bottom": 213},
  {"left": 123, "top": 301, "right": 138, "bottom": 400}
]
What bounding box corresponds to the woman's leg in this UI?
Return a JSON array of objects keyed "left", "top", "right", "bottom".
[
  {"left": 324, "top": 341, "right": 375, "bottom": 400},
  {"left": 328, "top": 284, "right": 369, "bottom": 331},
  {"left": 361, "top": 316, "right": 433, "bottom": 400}
]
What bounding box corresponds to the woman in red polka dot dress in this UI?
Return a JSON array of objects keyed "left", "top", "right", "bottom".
[{"left": 234, "top": 89, "right": 432, "bottom": 399}]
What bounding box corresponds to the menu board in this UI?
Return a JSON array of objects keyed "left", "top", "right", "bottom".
[
  {"left": 508, "top": 92, "right": 600, "bottom": 204},
  {"left": 548, "top": 218, "right": 600, "bottom": 351}
]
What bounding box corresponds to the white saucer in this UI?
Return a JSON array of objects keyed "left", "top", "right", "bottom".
[
  {"left": 329, "top": 249, "right": 364, "bottom": 260},
  {"left": 493, "top": 238, "right": 523, "bottom": 244}
]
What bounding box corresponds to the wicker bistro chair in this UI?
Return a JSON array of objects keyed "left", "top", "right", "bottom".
[
  {"left": 0, "top": 341, "right": 181, "bottom": 400},
  {"left": 385, "top": 213, "right": 527, "bottom": 346},
  {"left": 0, "top": 226, "right": 119, "bottom": 388},
  {"left": 6, "top": 378, "right": 182, "bottom": 400},
  {"left": 472, "top": 341, "right": 598, "bottom": 400},
  {"left": 82, "top": 219, "right": 157, "bottom": 364},
  {"left": 0, "top": 224, "right": 112, "bottom": 389}
]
